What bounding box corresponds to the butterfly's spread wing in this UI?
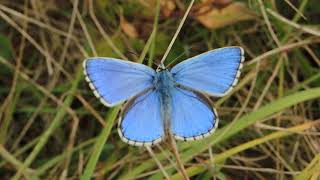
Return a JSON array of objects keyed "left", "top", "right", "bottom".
[
  {"left": 171, "top": 47, "right": 244, "bottom": 97},
  {"left": 118, "top": 90, "right": 164, "bottom": 146},
  {"left": 83, "top": 58, "right": 155, "bottom": 106},
  {"left": 171, "top": 87, "right": 218, "bottom": 141}
]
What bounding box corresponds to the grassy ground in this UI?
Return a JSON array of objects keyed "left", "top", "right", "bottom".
[{"left": 0, "top": 0, "right": 320, "bottom": 179}]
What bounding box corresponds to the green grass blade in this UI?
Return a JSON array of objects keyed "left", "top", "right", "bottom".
[
  {"left": 80, "top": 106, "right": 120, "bottom": 180},
  {"left": 294, "top": 153, "right": 320, "bottom": 180},
  {"left": 138, "top": 0, "right": 161, "bottom": 64}
]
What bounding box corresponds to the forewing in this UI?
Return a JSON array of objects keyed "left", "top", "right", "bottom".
[
  {"left": 83, "top": 58, "right": 155, "bottom": 106},
  {"left": 118, "top": 89, "right": 164, "bottom": 146},
  {"left": 171, "top": 47, "right": 244, "bottom": 97},
  {"left": 171, "top": 87, "right": 218, "bottom": 141}
]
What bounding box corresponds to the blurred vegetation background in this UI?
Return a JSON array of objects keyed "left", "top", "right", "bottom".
[{"left": 0, "top": 0, "right": 319, "bottom": 179}]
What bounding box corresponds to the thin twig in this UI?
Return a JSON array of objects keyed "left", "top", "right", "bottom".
[
  {"left": 0, "top": 4, "right": 70, "bottom": 37},
  {"left": 145, "top": 146, "right": 170, "bottom": 180},
  {"left": 159, "top": 0, "right": 195, "bottom": 68},
  {"left": 219, "top": 164, "right": 300, "bottom": 175},
  {"left": 76, "top": 9, "right": 97, "bottom": 56},
  {"left": 253, "top": 57, "right": 282, "bottom": 110},
  {"left": 30, "top": 0, "right": 53, "bottom": 75},
  {"left": 88, "top": 0, "right": 127, "bottom": 59},
  {"left": 0, "top": 9, "right": 72, "bottom": 80},
  {"left": 283, "top": 0, "right": 307, "bottom": 20},
  {"left": 156, "top": 144, "right": 180, "bottom": 171},
  {"left": 76, "top": 94, "right": 106, "bottom": 127},
  {"left": 257, "top": 0, "right": 281, "bottom": 46},
  {"left": 168, "top": 133, "right": 190, "bottom": 180},
  {"left": 247, "top": 38, "right": 320, "bottom": 65},
  {"left": 267, "top": 8, "right": 320, "bottom": 37}
]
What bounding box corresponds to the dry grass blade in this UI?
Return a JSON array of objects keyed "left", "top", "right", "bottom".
[
  {"left": 247, "top": 38, "right": 320, "bottom": 65},
  {"left": 267, "top": 8, "right": 320, "bottom": 37},
  {"left": 146, "top": 146, "right": 170, "bottom": 180},
  {"left": 0, "top": 8, "right": 72, "bottom": 80}
]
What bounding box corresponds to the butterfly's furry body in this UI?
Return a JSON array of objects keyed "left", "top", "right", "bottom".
[{"left": 154, "top": 70, "right": 175, "bottom": 137}]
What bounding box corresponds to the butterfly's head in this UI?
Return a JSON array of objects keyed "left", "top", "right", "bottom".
[
  {"left": 156, "top": 66, "right": 167, "bottom": 72},
  {"left": 156, "top": 62, "right": 168, "bottom": 72},
  {"left": 153, "top": 69, "right": 175, "bottom": 90}
]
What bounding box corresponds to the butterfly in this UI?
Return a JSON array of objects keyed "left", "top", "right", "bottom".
[{"left": 83, "top": 47, "right": 244, "bottom": 146}]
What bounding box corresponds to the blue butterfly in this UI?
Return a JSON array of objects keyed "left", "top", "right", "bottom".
[{"left": 83, "top": 47, "right": 244, "bottom": 146}]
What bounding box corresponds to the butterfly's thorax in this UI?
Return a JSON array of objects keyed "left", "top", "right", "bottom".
[{"left": 154, "top": 70, "right": 175, "bottom": 135}]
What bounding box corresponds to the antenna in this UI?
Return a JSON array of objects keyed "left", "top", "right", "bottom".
[{"left": 165, "top": 46, "right": 192, "bottom": 69}]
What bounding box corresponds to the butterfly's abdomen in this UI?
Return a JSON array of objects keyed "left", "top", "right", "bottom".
[{"left": 154, "top": 70, "right": 175, "bottom": 135}]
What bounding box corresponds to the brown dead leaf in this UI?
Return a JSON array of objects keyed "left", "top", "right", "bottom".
[
  {"left": 138, "top": 0, "right": 176, "bottom": 18},
  {"left": 212, "top": 0, "right": 233, "bottom": 7},
  {"left": 120, "top": 15, "right": 138, "bottom": 38},
  {"left": 195, "top": 2, "right": 256, "bottom": 29},
  {"left": 194, "top": 0, "right": 232, "bottom": 10},
  {"left": 161, "top": 0, "right": 176, "bottom": 18}
]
